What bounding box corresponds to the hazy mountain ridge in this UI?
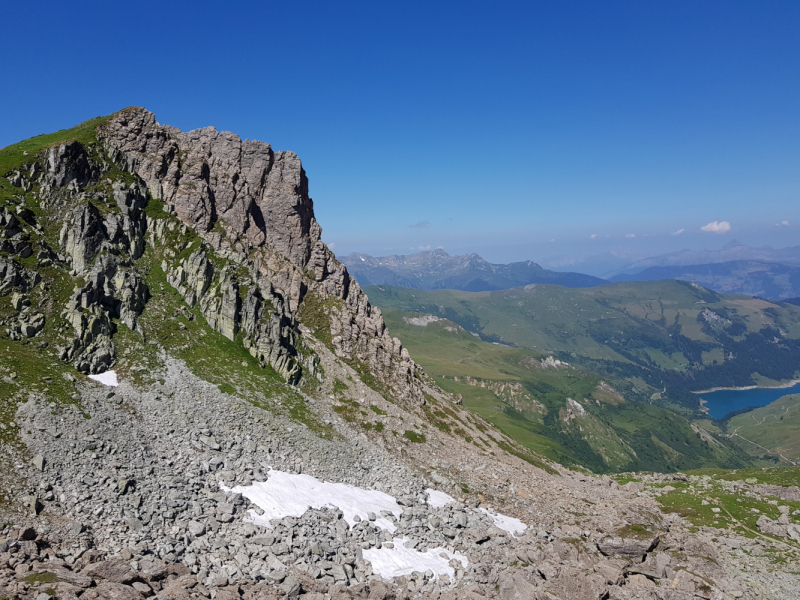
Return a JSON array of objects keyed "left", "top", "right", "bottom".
[
  {"left": 610, "top": 260, "right": 800, "bottom": 300},
  {"left": 342, "top": 249, "right": 607, "bottom": 291},
  {"left": 613, "top": 240, "right": 800, "bottom": 276}
]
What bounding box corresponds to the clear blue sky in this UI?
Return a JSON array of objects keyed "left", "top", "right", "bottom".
[{"left": 3, "top": 1, "right": 799, "bottom": 271}]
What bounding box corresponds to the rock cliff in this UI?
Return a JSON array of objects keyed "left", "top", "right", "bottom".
[
  {"left": 2, "top": 108, "right": 421, "bottom": 400},
  {"left": 98, "top": 108, "right": 418, "bottom": 396}
]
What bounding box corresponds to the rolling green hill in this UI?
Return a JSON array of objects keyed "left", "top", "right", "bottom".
[
  {"left": 724, "top": 395, "right": 800, "bottom": 463},
  {"left": 381, "top": 308, "right": 751, "bottom": 473},
  {"left": 366, "top": 282, "right": 800, "bottom": 411}
]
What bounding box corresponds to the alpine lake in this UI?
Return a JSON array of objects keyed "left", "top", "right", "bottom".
[{"left": 697, "top": 381, "right": 800, "bottom": 419}]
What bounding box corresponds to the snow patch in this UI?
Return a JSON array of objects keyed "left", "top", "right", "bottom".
[
  {"left": 220, "top": 470, "right": 402, "bottom": 532},
  {"left": 425, "top": 488, "right": 456, "bottom": 508},
  {"left": 88, "top": 370, "right": 118, "bottom": 387},
  {"left": 363, "top": 537, "right": 468, "bottom": 580},
  {"left": 480, "top": 508, "right": 527, "bottom": 536}
]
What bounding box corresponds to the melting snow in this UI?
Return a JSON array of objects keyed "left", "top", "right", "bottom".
[
  {"left": 88, "top": 370, "right": 118, "bottom": 387},
  {"left": 480, "top": 508, "right": 527, "bottom": 536},
  {"left": 425, "top": 488, "right": 456, "bottom": 508},
  {"left": 363, "top": 538, "right": 468, "bottom": 580},
  {"left": 220, "top": 470, "right": 403, "bottom": 532}
]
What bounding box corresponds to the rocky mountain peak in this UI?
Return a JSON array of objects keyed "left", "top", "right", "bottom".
[
  {"left": 1, "top": 108, "right": 426, "bottom": 401},
  {"left": 99, "top": 107, "right": 320, "bottom": 268}
]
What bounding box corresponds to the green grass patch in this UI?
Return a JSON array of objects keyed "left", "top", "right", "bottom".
[
  {"left": 297, "top": 290, "right": 343, "bottom": 350},
  {"left": 403, "top": 430, "right": 426, "bottom": 443},
  {"left": 0, "top": 114, "right": 111, "bottom": 176},
  {"left": 21, "top": 573, "right": 57, "bottom": 585}
]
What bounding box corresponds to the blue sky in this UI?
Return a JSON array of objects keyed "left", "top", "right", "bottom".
[{"left": 2, "top": 1, "right": 799, "bottom": 272}]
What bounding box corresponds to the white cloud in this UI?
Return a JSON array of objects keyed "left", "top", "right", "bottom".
[
  {"left": 416, "top": 245, "right": 431, "bottom": 251},
  {"left": 672, "top": 228, "right": 685, "bottom": 236},
  {"left": 328, "top": 242, "right": 336, "bottom": 250},
  {"left": 700, "top": 220, "right": 731, "bottom": 234},
  {"left": 777, "top": 220, "right": 790, "bottom": 227},
  {"left": 590, "top": 233, "right": 597, "bottom": 239},
  {"left": 625, "top": 233, "right": 636, "bottom": 238},
  {"left": 408, "top": 221, "right": 430, "bottom": 229}
]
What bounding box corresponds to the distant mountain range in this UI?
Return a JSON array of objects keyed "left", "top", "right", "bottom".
[
  {"left": 341, "top": 249, "right": 607, "bottom": 291},
  {"left": 609, "top": 260, "right": 800, "bottom": 300},
  {"left": 611, "top": 240, "right": 800, "bottom": 276}
]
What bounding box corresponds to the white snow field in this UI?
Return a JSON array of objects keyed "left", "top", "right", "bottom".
[
  {"left": 363, "top": 538, "right": 468, "bottom": 580},
  {"left": 480, "top": 507, "right": 527, "bottom": 536},
  {"left": 425, "top": 488, "right": 456, "bottom": 508},
  {"left": 424, "top": 489, "right": 525, "bottom": 536},
  {"left": 88, "top": 370, "right": 119, "bottom": 386},
  {"left": 220, "top": 470, "right": 403, "bottom": 532}
]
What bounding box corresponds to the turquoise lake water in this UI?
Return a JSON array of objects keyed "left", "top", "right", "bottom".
[{"left": 697, "top": 382, "right": 800, "bottom": 420}]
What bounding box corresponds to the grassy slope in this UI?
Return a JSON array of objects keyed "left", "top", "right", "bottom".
[
  {"left": 0, "top": 115, "right": 111, "bottom": 177},
  {"left": 725, "top": 394, "right": 800, "bottom": 462},
  {"left": 616, "top": 467, "right": 800, "bottom": 552},
  {"left": 382, "top": 309, "right": 750, "bottom": 473},
  {"left": 365, "top": 283, "right": 800, "bottom": 409}
]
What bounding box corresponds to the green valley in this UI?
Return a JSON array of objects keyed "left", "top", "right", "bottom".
[
  {"left": 724, "top": 395, "right": 800, "bottom": 463},
  {"left": 366, "top": 282, "right": 800, "bottom": 411},
  {"left": 379, "top": 308, "right": 751, "bottom": 473}
]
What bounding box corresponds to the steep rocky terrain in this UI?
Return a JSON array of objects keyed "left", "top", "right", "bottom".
[
  {"left": 342, "top": 250, "right": 606, "bottom": 292},
  {"left": 0, "top": 108, "right": 798, "bottom": 600}
]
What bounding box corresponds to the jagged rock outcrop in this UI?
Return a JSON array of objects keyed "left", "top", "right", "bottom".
[
  {"left": 0, "top": 206, "right": 32, "bottom": 258},
  {"left": 57, "top": 250, "right": 149, "bottom": 373},
  {"left": 99, "top": 107, "right": 423, "bottom": 398},
  {"left": 59, "top": 202, "right": 107, "bottom": 273},
  {"left": 0, "top": 108, "right": 424, "bottom": 392},
  {"left": 0, "top": 256, "right": 30, "bottom": 294},
  {"left": 164, "top": 245, "right": 213, "bottom": 307},
  {"left": 42, "top": 140, "right": 100, "bottom": 191},
  {"left": 39, "top": 142, "right": 152, "bottom": 372},
  {"left": 99, "top": 108, "right": 319, "bottom": 265}
]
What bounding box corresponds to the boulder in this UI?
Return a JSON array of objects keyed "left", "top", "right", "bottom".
[
  {"left": 81, "top": 582, "right": 143, "bottom": 600},
  {"left": 82, "top": 559, "right": 139, "bottom": 584},
  {"left": 597, "top": 534, "right": 659, "bottom": 559}
]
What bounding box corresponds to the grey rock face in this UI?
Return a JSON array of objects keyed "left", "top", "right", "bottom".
[
  {"left": 165, "top": 245, "right": 213, "bottom": 308},
  {"left": 42, "top": 140, "right": 99, "bottom": 190},
  {"left": 596, "top": 534, "right": 659, "bottom": 559},
  {"left": 58, "top": 253, "right": 150, "bottom": 373},
  {"left": 59, "top": 202, "right": 107, "bottom": 274},
  {"left": 13, "top": 139, "right": 151, "bottom": 373},
  {"left": 98, "top": 108, "right": 425, "bottom": 395},
  {"left": 0, "top": 256, "right": 30, "bottom": 294},
  {"left": 99, "top": 108, "right": 319, "bottom": 266}
]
